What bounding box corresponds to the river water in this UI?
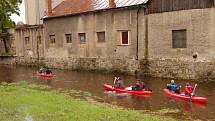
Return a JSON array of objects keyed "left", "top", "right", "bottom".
[{"left": 0, "top": 65, "right": 215, "bottom": 121}]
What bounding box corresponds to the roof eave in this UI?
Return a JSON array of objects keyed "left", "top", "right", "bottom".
[{"left": 43, "top": 4, "right": 147, "bottom": 21}]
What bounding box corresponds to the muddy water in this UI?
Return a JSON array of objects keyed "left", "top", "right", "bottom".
[{"left": 0, "top": 65, "right": 215, "bottom": 120}]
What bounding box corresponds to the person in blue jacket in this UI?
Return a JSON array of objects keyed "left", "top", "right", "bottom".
[{"left": 167, "top": 80, "right": 180, "bottom": 93}]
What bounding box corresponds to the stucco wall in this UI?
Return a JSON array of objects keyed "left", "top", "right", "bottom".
[
  {"left": 148, "top": 8, "right": 215, "bottom": 61},
  {"left": 44, "top": 9, "right": 145, "bottom": 59},
  {"left": 43, "top": 8, "right": 146, "bottom": 74},
  {"left": 144, "top": 8, "right": 215, "bottom": 80}
]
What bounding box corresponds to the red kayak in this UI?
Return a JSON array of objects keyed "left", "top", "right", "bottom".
[
  {"left": 163, "top": 89, "right": 207, "bottom": 103},
  {"left": 103, "top": 84, "right": 153, "bottom": 95},
  {"left": 38, "top": 73, "right": 55, "bottom": 78}
]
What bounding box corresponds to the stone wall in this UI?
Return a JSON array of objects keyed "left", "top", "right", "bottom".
[
  {"left": 143, "top": 58, "right": 215, "bottom": 80},
  {"left": 9, "top": 56, "right": 139, "bottom": 75},
  {"left": 2, "top": 55, "right": 215, "bottom": 80}
]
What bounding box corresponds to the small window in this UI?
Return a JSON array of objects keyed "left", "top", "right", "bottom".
[
  {"left": 122, "top": 31, "right": 129, "bottom": 45},
  {"left": 49, "top": 35, "right": 55, "bottom": 44},
  {"left": 79, "top": 33, "right": 86, "bottom": 44},
  {"left": 172, "top": 30, "right": 187, "bottom": 48},
  {"left": 97, "top": 32, "right": 105, "bottom": 43},
  {"left": 25, "top": 37, "right": 30, "bottom": 45},
  {"left": 37, "top": 36, "right": 42, "bottom": 44},
  {"left": 65, "top": 34, "right": 72, "bottom": 43},
  {"left": 117, "top": 31, "right": 130, "bottom": 45}
]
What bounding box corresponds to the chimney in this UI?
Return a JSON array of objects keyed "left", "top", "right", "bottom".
[
  {"left": 109, "top": 0, "right": 116, "bottom": 8},
  {"left": 47, "top": 0, "right": 52, "bottom": 15}
]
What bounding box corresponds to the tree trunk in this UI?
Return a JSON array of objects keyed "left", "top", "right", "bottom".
[{"left": 2, "top": 38, "right": 8, "bottom": 53}]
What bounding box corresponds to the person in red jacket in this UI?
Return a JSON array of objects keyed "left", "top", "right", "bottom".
[{"left": 185, "top": 83, "right": 194, "bottom": 96}]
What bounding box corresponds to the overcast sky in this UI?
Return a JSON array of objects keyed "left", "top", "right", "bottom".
[{"left": 11, "top": 1, "right": 25, "bottom": 24}]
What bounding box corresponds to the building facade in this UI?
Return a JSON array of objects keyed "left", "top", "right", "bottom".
[
  {"left": 14, "top": 0, "right": 215, "bottom": 80},
  {"left": 24, "top": 0, "right": 63, "bottom": 25},
  {"left": 15, "top": 25, "right": 44, "bottom": 65}
]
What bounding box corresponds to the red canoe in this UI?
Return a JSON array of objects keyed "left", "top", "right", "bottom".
[
  {"left": 103, "top": 84, "right": 153, "bottom": 95},
  {"left": 163, "top": 89, "right": 208, "bottom": 103},
  {"left": 38, "top": 73, "right": 55, "bottom": 78}
]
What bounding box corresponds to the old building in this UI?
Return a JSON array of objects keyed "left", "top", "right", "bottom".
[
  {"left": 24, "top": 0, "right": 63, "bottom": 25},
  {"left": 14, "top": 0, "right": 215, "bottom": 80},
  {"left": 42, "top": 0, "right": 147, "bottom": 71},
  {"left": 145, "top": 0, "right": 215, "bottom": 79},
  {"left": 15, "top": 25, "right": 44, "bottom": 64}
]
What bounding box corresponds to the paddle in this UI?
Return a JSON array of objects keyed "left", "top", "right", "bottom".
[{"left": 189, "top": 84, "right": 197, "bottom": 102}]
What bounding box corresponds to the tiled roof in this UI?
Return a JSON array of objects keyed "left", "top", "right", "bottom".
[{"left": 50, "top": 0, "right": 148, "bottom": 17}]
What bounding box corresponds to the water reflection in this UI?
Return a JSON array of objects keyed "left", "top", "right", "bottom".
[{"left": 0, "top": 65, "right": 215, "bottom": 120}]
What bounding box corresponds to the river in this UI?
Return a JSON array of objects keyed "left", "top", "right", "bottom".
[{"left": 0, "top": 65, "right": 214, "bottom": 121}]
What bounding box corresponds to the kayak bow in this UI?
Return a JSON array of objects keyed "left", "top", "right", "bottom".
[{"left": 163, "top": 89, "right": 207, "bottom": 103}]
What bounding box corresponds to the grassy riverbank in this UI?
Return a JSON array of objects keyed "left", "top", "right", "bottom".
[{"left": 0, "top": 82, "right": 176, "bottom": 121}]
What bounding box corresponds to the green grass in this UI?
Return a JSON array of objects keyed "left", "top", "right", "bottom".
[{"left": 0, "top": 82, "right": 177, "bottom": 121}]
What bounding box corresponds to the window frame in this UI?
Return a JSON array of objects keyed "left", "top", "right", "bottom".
[
  {"left": 78, "top": 33, "right": 86, "bottom": 44},
  {"left": 97, "top": 31, "right": 105, "bottom": 43},
  {"left": 25, "top": 37, "right": 30, "bottom": 45},
  {"left": 172, "top": 29, "right": 187, "bottom": 48},
  {"left": 117, "top": 30, "right": 131, "bottom": 46},
  {"left": 65, "top": 34, "right": 72, "bottom": 43},
  {"left": 49, "top": 35, "right": 56, "bottom": 44}
]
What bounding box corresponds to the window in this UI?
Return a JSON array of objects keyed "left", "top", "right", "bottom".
[
  {"left": 122, "top": 31, "right": 129, "bottom": 45},
  {"left": 79, "top": 33, "right": 86, "bottom": 44},
  {"left": 25, "top": 37, "right": 30, "bottom": 45},
  {"left": 117, "top": 31, "right": 130, "bottom": 45},
  {"left": 172, "top": 30, "right": 187, "bottom": 48},
  {"left": 65, "top": 34, "right": 72, "bottom": 43},
  {"left": 49, "top": 35, "right": 55, "bottom": 44},
  {"left": 97, "top": 32, "right": 105, "bottom": 43},
  {"left": 37, "top": 36, "right": 41, "bottom": 44}
]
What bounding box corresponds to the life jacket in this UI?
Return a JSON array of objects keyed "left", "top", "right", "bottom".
[
  {"left": 185, "top": 86, "right": 194, "bottom": 95},
  {"left": 167, "top": 83, "right": 177, "bottom": 91}
]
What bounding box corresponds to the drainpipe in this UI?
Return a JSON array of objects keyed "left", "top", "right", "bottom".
[
  {"left": 144, "top": 6, "right": 149, "bottom": 61},
  {"left": 136, "top": 5, "right": 141, "bottom": 60}
]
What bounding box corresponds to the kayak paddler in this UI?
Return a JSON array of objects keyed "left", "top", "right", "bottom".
[
  {"left": 131, "top": 79, "right": 145, "bottom": 91},
  {"left": 114, "top": 77, "right": 124, "bottom": 89},
  {"left": 38, "top": 66, "right": 52, "bottom": 74},
  {"left": 167, "top": 80, "right": 181, "bottom": 94},
  {"left": 185, "top": 83, "right": 194, "bottom": 96}
]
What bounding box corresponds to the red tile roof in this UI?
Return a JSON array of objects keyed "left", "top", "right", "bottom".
[{"left": 50, "top": 0, "right": 148, "bottom": 17}]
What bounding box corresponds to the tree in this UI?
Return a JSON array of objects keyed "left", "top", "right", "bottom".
[
  {"left": 0, "top": 0, "right": 22, "bottom": 53},
  {"left": 17, "top": 21, "right": 24, "bottom": 25}
]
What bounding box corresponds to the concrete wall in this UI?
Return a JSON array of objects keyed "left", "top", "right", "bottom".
[
  {"left": 15, "top": 26, "right": 44, "bottom": 59},
  {"left": 43, "top": 8, "right": 146, "bottom": 74},
  {"left": 145, "top": 8, "right": 215, "bottom": 80},
  {"left": 148, "top": 8, "right": 215, "bottom": 60}
]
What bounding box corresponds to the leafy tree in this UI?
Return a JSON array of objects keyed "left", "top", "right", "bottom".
[{"left": 0, "top": 0, "right": 22, "bottom": 53}]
